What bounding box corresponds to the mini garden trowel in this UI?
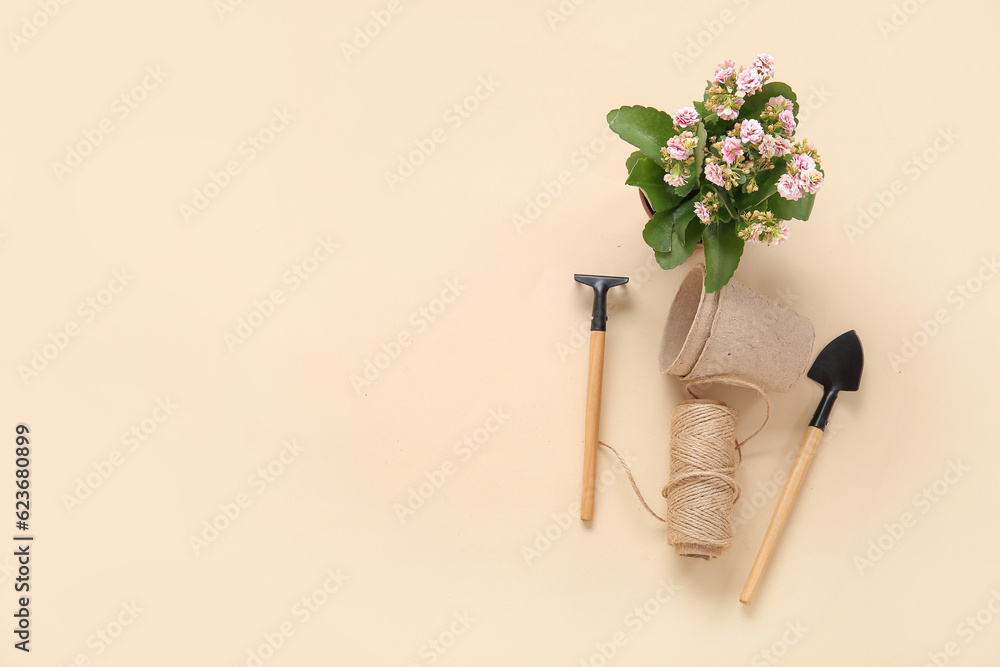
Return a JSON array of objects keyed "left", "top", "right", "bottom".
[{"left": 741, "top": 330, "right": 864, "bottom": 605}]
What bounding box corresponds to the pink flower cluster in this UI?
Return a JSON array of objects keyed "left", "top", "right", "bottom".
[
  {"left": 650, "top": 53, "right": 823, "bottom": 246},
  {"left": 776, "top": 152, "right": 824, "bottom": 201},
  {"left": 740, "top": 119, "right": 764, "bottom": 144},
  {"left": 721, "top": 136, "right": 743, "bottom": 164},
  {"left": 694, "top": 191, "right": 721, "bottom": 224},
  {"left": 664, "top": 131, "right": 698, "bottom": 160},
  {"left": 694, "top": 201, "right": 711, "bottom": 222},
  {"left": 673, "top": 106, "right": 700, "bottom": 128},
  {"left": 705, "top": 53, "right": 773, "bottom": 121},
  {"left": 659, "top": 120, "right": 700, "bottom": 186},
  {"left": 739, "top": 210, "right": 789, "bottom": 246},
  {"left": 753, "top": 53, "right": 774, "bottom": 78},
  {"left": 704, "top": 163, "right": 725, "bottom": 188}
]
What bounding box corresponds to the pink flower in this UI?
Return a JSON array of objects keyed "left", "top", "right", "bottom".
[
  {"left": 713, "top": 68, "right": 734, "bottom": 85},
  {"left": 721, "top": 136, "right": 743, "bottom": 164},
  {"left": 773, "top": 136, "right": 792, "bottom": 157},
  {"left": 716, "top": 97, "right": 743, "bottom": 121},
  {"left": 665, "top": 136, "right": 691, "bottom": 161},
  {"left": 753, "top": 53, "right": 775, "bottom": 78},
  {"left": 694, "top": 201, "right": 712, "bottom": 223},
  {"left": 704, "top": 162, "right": 726, "bottom": 187},
  {"left": 674, "top": 106, "right": 700, "bottom": 128},
  {"left": 763, "top": 223, "right": 790, "bottom": 246},
  {"left": 777, "top": 173, "right": 803, "bottom": 200},
  {"left": 757, "top": 134, "right": 780, "bottom": 159},
  {"left": 768, "top": 96, "right": 793, "bottom": 112},
  {"left": 736, "top": 68, "right": 764, "bottom": 95},
  {"left": 664, "top": 171, "right": 687, "bottom": 187},
  {"left": 798, "top": 168, "right": 824, "bottom": 194},
  {"left": 713, "top": 60, "right": 735, "bottom": 85},
  {"left": 790, "top": 154, "right": 816, "bottom": 172},
  {"left": 778, "top": 109, "right": 796, "bottom": 135},
  {"left": 740, "top": 119, "right": 764, "bottom": 144},
  {"left": 740, "top": 222, "right": 766, "bottom": 244},
  {"left": 717, "top": 106, "right": 737, "bottom": 121},
  {"left": 665, "top": 131, "right": 697, "bottom": 160}
]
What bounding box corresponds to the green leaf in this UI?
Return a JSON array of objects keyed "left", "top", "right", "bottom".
[
  {"left": 737, "top": 82, "right": 800, "bottom": 123},
  {"left": 653, "top": 200, "right": 701, "bottom": 270},
  {"left": 710, "top": 184, "right": 738, "bottom": 219},
  {"left": 626, "top": 152, "right": 682, "bottom": 213},
  {"left": 673, "top": 175, "right": 695, "bottom": 198},
  {"left": 625, "top": 150, "right": 642, "bottom": 173},
  {"left": 607, "top": 106, "right": 677, "bottom": 164},
  {"left": 642, "top": 210, "right": 674, "bottom": 252},
  {"left": 702, "top": 221, "right": 744, "bottom": 292},
  {"left": 769, "top": 192, "right": 815, "bottom": 221},
  {"left": 704, "top": 115, "right": 729, "bottom": 138}
]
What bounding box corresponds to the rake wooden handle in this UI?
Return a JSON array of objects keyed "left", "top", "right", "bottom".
[
  {"left": 740, "top": 425, "right": 824, "bottom": 605},
  {"left": 580, "top": 331, "right": 606, "bottom": 521}
]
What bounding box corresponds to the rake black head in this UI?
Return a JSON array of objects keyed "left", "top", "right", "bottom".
[
  {"left": 807, "top": 330, "right": 864, "bottom": 430},
  {"left": 574, "top": 274, "right": 628, "bottom": 331}
]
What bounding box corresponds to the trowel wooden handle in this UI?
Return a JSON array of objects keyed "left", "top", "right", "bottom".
[
  {"left": 741, "top": 426, "right": 824, "bottom": 605},
  {"left": 580, "top": 331, "right": 606, "bottom": 521}
]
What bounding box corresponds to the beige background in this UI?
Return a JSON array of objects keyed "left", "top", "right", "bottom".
[{"left": 2, "top": 0, "right": 999, "bottom": 665}]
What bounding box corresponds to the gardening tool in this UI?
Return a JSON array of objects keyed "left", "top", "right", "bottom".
[
  {"left": 740, "top": 330, "right": 864, "bottom": 605},
  {"left": 574, "top": 274, "right": 629, "bottom": 522}
]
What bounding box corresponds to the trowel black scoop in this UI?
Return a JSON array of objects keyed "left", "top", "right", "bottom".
[
  {"left": 806, "top": 330, "right": 864, "bottom": 430},
  {"left": 741, "top": 330, "right": 864, "bottom": 605}
]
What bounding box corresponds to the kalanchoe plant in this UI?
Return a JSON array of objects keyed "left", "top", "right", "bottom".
[{"left": 607, "top": 54, "right": 824, "bottom": 292}]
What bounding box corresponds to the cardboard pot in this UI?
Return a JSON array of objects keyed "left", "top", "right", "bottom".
[{"left": 659, "top": 264, "right": 815, "bottom": 392}]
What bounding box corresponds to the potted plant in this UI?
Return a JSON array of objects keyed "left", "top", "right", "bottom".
[{"left": 607, "top": 54, "right": 824, "bottom": 292}]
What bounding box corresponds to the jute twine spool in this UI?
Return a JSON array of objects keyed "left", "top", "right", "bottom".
[{"left": 666, "top": 398, "right": 739, "bottom": 559}]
